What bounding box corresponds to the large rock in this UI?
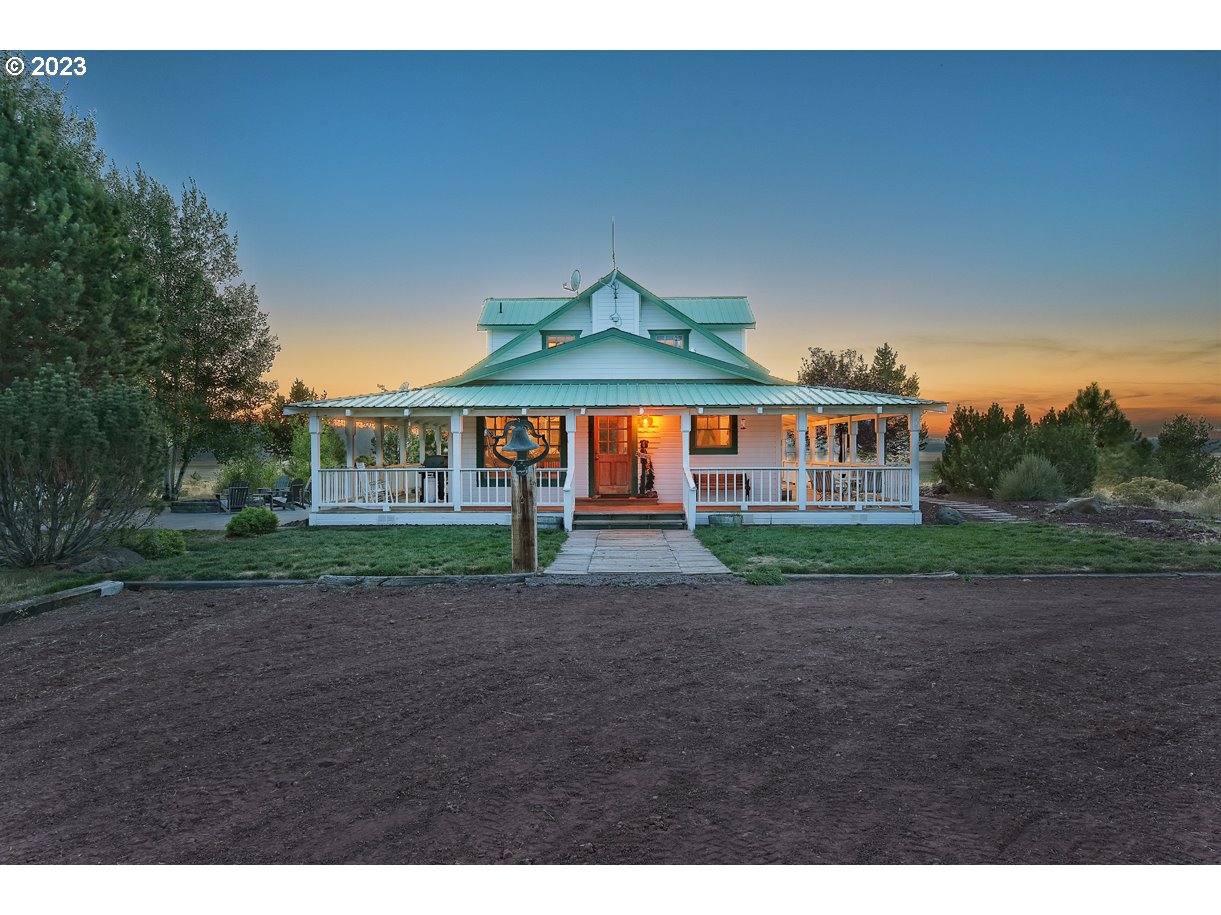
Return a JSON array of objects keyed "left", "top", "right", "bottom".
[
  {"left": 72, "top": 546, "right": 145, "bottom": 574},
  {"left": 935, "top": 507, "right": 965, "bottom": 525},
  {"left": 1050, "top": 496, "right": 1104, "bottom": 515}
]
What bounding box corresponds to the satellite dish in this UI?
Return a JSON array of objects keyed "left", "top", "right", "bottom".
[{"left": 562, "top": 268, "right": 581, "bottom": 293}]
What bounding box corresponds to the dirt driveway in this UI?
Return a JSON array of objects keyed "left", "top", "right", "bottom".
[{"left": 1, "top": 577, "right": 1217, "bottom": 863}]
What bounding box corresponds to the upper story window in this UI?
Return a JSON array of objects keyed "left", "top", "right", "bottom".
[
  {"left": 542, "top": 331, "right": 580, "bottom": 348},
  {"left": 650, "top": 330, "right": 690, "bottom": 349}
]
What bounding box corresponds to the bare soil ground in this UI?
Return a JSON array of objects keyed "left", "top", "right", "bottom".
[
  {"left": 1, "top": 578, "right": 1218, "bottom": 864},
  {"left": 976, "top": 499, "right": 1221, "bottom": 544}
]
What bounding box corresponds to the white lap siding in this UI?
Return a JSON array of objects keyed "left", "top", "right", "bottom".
[{"left": 689, "top": 413, "right": 783, "bottom": 471}]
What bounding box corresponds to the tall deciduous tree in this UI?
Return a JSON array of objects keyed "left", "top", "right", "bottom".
[
  {"left": 109, "top": 168, "right": 279, "bottom": 498},
  {"left": 0, "top": 65, "right": 157, "bottom": 389}
]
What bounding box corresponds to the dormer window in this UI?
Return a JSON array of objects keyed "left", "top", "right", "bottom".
[
  {"left": 650, "top": 330, "right": 690, "bottom": 349},
  {"left": 542, "top": 331, "right": 580, "bottom": 348}
]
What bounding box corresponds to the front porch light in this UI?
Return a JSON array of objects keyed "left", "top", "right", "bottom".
[{"left": 637, "top": 415, "right": 654, "bottom": 430}]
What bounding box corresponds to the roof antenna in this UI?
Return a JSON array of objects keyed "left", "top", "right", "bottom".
[{"left": 608, "top": 216, "right": 622, "bottom": 325}]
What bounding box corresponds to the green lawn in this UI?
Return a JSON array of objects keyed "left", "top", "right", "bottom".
[
  {"left": 1, "top": 527, "right": 568, "bottom": 604},
  {"left": 696, "top": 522, "right": 1221, "bottom": 575}
]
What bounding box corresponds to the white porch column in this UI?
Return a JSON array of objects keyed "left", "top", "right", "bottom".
[
  {"left": 564, "top": 412, "right": 577, "bottom": 531},
  {"left": 566, "top": 414, "right": 576, "bottom": 478},
  {"left": 877, "top": 415, "right": 887, "bottom": 466},
  {"left": 450, "top": 413, "right": 463, "bottom": 512},
  {"left": 308, "top": 414, "right": 322, "bottom": 513},
  {"left": 398, "top": 418, "right": 408, "bottom": 464},
  {"left": 797, "top": 410, "right": 808, "bottom": 511},
  {"left": 681, "top": 412, "right": 694, "bottom": 530},
  {"left": 910, "top": 410, "right": 921, "bottom": 515},
  {"left": 345, "top": 418, "right": 356, "bottom": 468},
  {"left": 849, "top": 418, "right": 858, "bottom": 464},
  {"left": 375, "top": 419, "right": 385, "bottom": 467}
]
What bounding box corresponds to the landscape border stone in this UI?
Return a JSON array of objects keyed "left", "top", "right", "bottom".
[{"left": 0, "top": 580, "right": 124, "bottom": 626}]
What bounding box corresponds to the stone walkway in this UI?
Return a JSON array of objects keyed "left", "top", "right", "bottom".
[
  {"left": 923, "top": 497, "right": 1028, "bottom": 523},
  {"left": 545, "top": 529, "right": 731, "bottom": 576}
]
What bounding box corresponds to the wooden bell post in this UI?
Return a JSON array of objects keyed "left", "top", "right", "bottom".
[{"left": 487, "top": 417, "right": 550, "bottom": 573}]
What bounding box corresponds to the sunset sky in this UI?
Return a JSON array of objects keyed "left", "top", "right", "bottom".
[{"left": 58, "top": 51, "right": 1219, "bottom": 435}]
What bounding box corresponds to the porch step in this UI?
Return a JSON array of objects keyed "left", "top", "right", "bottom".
[{"left": 572, "top": 512, "right": 686, "bottom": 530}]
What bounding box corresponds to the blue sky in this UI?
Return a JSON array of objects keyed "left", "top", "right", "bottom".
[{"left": 53, "top": 51, "right": 1220, "bottom": 431}]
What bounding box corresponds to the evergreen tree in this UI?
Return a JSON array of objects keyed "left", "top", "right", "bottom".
[
  {"left": 0, "top": 65, "right": 157, "bottom": 388},
  {"left": 797, "top": 347, "right": 872, "bottom": 390},
  {"left": 1063, "top": 382, "right": 1140, "bottom": 448},
  {"left": 1155, "top": 415, "right": 1218, "bottom": 488},
  {"left": 798, "top": 342, "right": 928, "bottom": 454},
  {"left": 261, "top": 378, "right": 317, "bottom": 459}
]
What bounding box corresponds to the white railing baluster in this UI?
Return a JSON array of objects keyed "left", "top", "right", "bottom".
[{"left": 689, "top": 465, "right": 916, "bottom": 510}]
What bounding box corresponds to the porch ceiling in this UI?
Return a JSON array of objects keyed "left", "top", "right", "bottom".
[{"left": 285, "top": 382, "right": 947, "bottom": 414}]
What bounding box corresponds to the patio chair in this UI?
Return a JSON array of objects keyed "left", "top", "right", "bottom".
[
  {"left": 287, "top": 478, "right": 305, "bottom": 508},
  {"left": 217, "top": 481, "right": 250, "bottom": 513},
  {"left": 267, "top": 475, "right": 292, "bottom": 510}
]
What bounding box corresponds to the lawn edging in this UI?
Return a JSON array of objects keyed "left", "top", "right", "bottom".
[
  {"left": 775, "top": 570, "right": 1221, "bottom": 582},
  {"left": 2, "top": 573, "right": 542, "bottom": 626},
  {"left": 0, "top": 579, "right": 124, "bottom": 626}
]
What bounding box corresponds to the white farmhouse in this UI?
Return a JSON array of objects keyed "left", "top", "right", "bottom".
[{"left": 285, "top": 269, "right": 946, "bottom": 529}]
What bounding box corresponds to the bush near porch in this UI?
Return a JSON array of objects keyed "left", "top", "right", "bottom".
[{"left": 696, "top": 523, "right": 1221, "bottom": 575}]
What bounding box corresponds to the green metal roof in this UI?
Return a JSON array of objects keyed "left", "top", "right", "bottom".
[
  {"left": 286, "top": 382, "right": 946, "bottom": 412},
  {"left": 478, "top": 294, "right": 755, "bottom": 327},
  {"left": 662, "top": 298, "right": 756, "bottom": 326},
  {"left": 434, "top": 327, "right": 781, "bottom": 388},
  {"left": 477, "top": 298, "right": 567, "bottom": 326}
]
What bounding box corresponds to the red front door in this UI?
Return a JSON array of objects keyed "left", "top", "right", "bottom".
[{"left": 594, "top": 416, "right": 632, "bottom": 495}]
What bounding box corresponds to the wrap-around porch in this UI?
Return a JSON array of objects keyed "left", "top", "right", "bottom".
[{"left": 301, "top": 406, "right": 929, "bottom": 530}]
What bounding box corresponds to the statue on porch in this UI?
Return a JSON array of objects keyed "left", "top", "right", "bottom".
[{"left": 638, "top": 439, "right": 656, "bottom": 496}]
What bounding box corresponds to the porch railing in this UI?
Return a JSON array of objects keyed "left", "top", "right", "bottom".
[
  {"left": 318, "top": 467, "right": 453, "bottom": 509},
  {"left": 316, "top": 467, "right": 568, "bottom": 510},
  {"left": 693, "top": 466, "right": 913, "bottom": 509},
  {"left": 458, "top": 468, "right": 567, "bottom": 507}
]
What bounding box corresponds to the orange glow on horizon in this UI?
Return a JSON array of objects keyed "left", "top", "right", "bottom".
[{"left": 266, "top": 312, "right": 1221, "bottom": 440}]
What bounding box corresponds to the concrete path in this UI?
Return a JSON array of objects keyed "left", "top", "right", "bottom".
[
  {"left": 923, "top": 497, "right": 1028, "bottom": 523},
  {"left": 545, "top": 529, "right": 731, "bottom": 576},
  {"left": 147, "top": 508, "right": 309, "bottom": 530}
]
